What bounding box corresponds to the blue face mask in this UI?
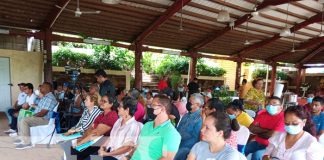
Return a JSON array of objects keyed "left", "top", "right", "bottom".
[
  {"left": 285, "top": 125, "right": 303, "bottom": 135},
  {"left": 307, "top": 97, "right": 313, "bottom": 104},
  {"left": 228, "top": 114, "right": 236, "bottom": 120},
  {"left": 266, "top": 105, "right": 278, "bottom": 115}
]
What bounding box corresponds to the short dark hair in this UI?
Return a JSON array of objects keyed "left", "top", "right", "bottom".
[
  {"left": 42, "top": 82, "right": 52, "bottom": 90},
  {"left": 268, "top": 96, "right": 282, "bottom": 104},
  {"left": 102, "top": 95, "right": 119, "bottom": 111},
  {"left": 242, "top": 79, "right": 247, "bottom": 83},
  {"left": 121, "top": 96, "right": 138, "bottom": 117},
  {"left": 153, "top": 94, "right": 172, "bottom": 114},
  {"left": 206, "top": 98, "right": 225, "bottom": 112},
  {"left": 130, "top": 88, "right": 140, "bottom": 99},
  {"left": 252, "top": 78, "right": 263, "bottom": 88},
  {"left": 18, "top": 83, "right": 26, "bottom": 86},
  {"left": 116, "top": 87, "right": 125, "bottom": 96},
  {"left": 208, "top": 112, "right": 232, "bottom": 139},
  {"left": 227, "top": 99, "right": 245, "bottom": 112},
  {"left": 25, "top": 83, "right": 34, "bottom": 91},
  {"left": 313, "top": 96, "right": 324, "bottom": 105},
  {"left": 95, "top": 69, "right": 107, "bottom": 78}
]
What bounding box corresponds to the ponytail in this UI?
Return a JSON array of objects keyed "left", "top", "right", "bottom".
[{"left": 230, "top": 118, "right": 240, "bottom": 131}]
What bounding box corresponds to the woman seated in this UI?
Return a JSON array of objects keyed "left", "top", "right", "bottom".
[
  {"left": 262, "top": 106, "right": 323, "bottom": 160},
  {"left": 187, "top": 112, "right": 246, "bottom": 160},
  {"left": 62, "top": 94, "right": 119, "bottom": 160},
  {"left": 202, "top": 98, "right": 240, "bottom": 149},
  {"left": 64, "top": 94, "right": 102, "bottom": 136},
  {"left": 226, "top": 99, "right": 254, "bottom": 128},
  {"left": 89, "top": 96, "right": 143, "bottom": 160}
]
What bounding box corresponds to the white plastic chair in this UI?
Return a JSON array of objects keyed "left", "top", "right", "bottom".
[
  {"left": 30, "top": 103, "right": 59, "bottom": 145},
  {"left": 237, "top": 125, "right": 250, "bottom": 154},
  {"left": 319, "top": 134, "right": 324, "bottom": 146},
  {"left": 245, "top": 109, "right": 256, "bottom": 118}
]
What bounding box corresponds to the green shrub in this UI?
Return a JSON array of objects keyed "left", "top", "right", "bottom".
[{"left": 252, "top": 69, "right": 289, "bottom": 80}]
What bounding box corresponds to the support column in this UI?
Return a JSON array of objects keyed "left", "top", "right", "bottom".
[
  {"left": 189, "top": 52, "right": 198, "bottom": 80},
  {"left": 296, "top": 67, "right": 306, "bottom": 96},
  {"left": 43, "top": 29, "right": 53, "bottom": 83},
  {"left": 134, "top": 42, "right": 143, "bottom": 90},
  {"left": 269, "top": 63, "right": 277, "bottom": 96},
  {"left": 235, "top": 61, "right": 242, "bottom": 90}
]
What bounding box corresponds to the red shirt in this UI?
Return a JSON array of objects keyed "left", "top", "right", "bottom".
[
  {"left": 93, "top": 111, "right": 118, "bottom": 136},
  {"left": 253, "top": 110, "right": 285, "bottom": 146},
  {"left": 134, "top": 102, "right": 145, "bottom": 122},
  {"left": 157, "top": 80, "right": 168, "bottom": 91}
]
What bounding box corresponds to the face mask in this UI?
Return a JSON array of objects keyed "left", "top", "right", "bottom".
[
  {"left": 34, "top": 90, "right": 40, "bottom": 96},
  {"left": 228, "top": 114, "right": 236, "bottom": 120},
  {"left": 266, "top": 105, "right": 278, "bottom": 115},
  {"left": 153, "top": 107, "right": 162, "bottom": 116},
  {"left": 307, "top": 97, "right": 313, "bottom": 104},
  {"left": 186, "top": 102, "right": 192, "bottom": 112},
  {"left": 285, "top": 125, "right": 303, "bottom": 135}
]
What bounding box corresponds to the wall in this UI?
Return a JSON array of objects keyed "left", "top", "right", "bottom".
[
  {"left": 214, "top": 60, "right": 237, "bottom": 91},
  {"left": 0, "top": 49, "right": 43, "bottom": 105}
]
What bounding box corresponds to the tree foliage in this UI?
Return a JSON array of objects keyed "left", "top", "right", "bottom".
[{"left": 252, "top": 69, "right": 289, "bottom": 80}]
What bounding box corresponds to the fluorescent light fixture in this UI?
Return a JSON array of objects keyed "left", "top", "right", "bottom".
[
  {"left": 102, "top": 0, "right": 120, "bottom": 4},
  {"left": 162, "top": 50, "right": 180, "bottom": 55},
  {"left": 0, "top": 28, "right": 9, "bottom": 34},
  {"left": 83, "top": 39, "right": 111, "bottom": 45},
  {"left": 217, "top": 9, "right": 230, "bottom": 22},
  {"left": 280, "top": 27, "right": 291, "bottom": 37}
]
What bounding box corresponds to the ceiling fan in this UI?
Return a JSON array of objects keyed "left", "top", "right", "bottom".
[
  {"left": 243, "top": 20, "right": 261, "bottom": 45},
  {"left": 290, "top": 32, "right": 307, "bottom": 53},
  {"left": 56, "top": 0, "right": 101, "bottom": 17}
]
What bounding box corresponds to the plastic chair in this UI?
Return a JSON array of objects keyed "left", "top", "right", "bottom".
[
  {"left": 30, "top": 103, "right": 59, "bottom": 145},
  {"left": 245, "top": 109, "right": 256, "bottom": 118},
  {"left": 237, "top": 125, "right": 250, "bottom": 154}
]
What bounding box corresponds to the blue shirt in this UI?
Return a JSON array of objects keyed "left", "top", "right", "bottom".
[
  {"left": 177, "top": 109, "right": 202, "bottom": 149},
  {"left": 312, "top": 112, "right": 324, "bottom": 135},
  {"left": 35, "top": 92, "right": 58, "bottom": 120}
]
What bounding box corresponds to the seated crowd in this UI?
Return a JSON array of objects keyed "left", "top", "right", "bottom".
[{"left": 4, "top": 70, "right": 324, "bottom": 160}]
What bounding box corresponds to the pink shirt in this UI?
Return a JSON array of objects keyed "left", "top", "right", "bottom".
[
  {"left": 174, "top": 101, "right": 187, "bottom": 117},
  {"left": 134, "top": 102, "right": 145, "bottom": 122},
  {"left": 225, "top": 131, "right": 237, "bottom": 149},
  {"left": 106, "top": 117, "right": 143, "bottom": 159},
  {"left": 253, "top": 110, "right": 285, "bottom": 146}
]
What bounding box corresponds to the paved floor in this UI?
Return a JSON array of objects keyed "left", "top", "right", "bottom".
[{"left": 0, "top": 112, "right": 63, "bottom": 160}]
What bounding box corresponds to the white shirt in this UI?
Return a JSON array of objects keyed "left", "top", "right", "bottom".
[
  {"left": 106, "top": 117, "right": 142, "bottom": 160},
  {"left": 264, "top": 132, "right": 324, "bottom": 160},
  {"left": 25, "top": 93, "right": 36, "bottom": 106},
  {"left": 17, "top": 92, "right": 27, "bottom": 105}
]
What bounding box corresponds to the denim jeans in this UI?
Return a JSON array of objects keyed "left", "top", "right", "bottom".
[
  {"left": 174, "top": 147, "right": 191, "bottom": 160},
  {"left": 245, "top": 141, "right": 266, "bottom": 160}
]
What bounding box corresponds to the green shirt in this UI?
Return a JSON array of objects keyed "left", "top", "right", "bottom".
[{"left": 131, "top": 120, "right": 181, "bottom": 160}]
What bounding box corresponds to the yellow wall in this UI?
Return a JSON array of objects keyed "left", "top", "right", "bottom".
[
  {"left": 0, "top": 49, "right": 43, "bottom": 105},
  {"left": 214, "top": 60, "right": 237, "bottom": 90}
]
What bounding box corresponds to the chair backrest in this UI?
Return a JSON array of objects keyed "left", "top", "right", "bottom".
[
  {"left": 237, "top": 125, "right": 250, "bottom": 145},
  {"left": 53, "top": 103, "right": 59, "bottom": 112},
  {"left": 245, "top": 109, "right": 256, "bottom": 118}
]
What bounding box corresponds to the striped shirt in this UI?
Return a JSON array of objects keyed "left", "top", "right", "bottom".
[{"left": 72, "top": 106, "right": 102, "bottom": 133}]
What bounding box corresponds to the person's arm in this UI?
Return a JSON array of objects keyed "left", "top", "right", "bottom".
[
  {"left": 249, "top": 123, "right": 271, "bottom": 134},
  {"left": 13, "top": 100, "right": 18, "bottom": 109},
  {"left": 79, "top": 109, "right": 101, "bottom": 132},
  {"left": 257, "top": 130, "right": 276, "bottom": 139},
  {"left": 77, "top": 123, "right": 112, "bottom": 146},
  {"left": 186, "top": 152, "right": 196, "bottom": 160},
  {"left": 34, "top": 109, "right": 49, "bottom": 117},
  {"left": 100, "top": 146, "right": 133, "bottom": 157}
]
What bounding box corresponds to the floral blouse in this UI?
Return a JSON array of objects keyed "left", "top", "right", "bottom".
[{"left": 244, "top": 87, "right": 266, "bottom": 111}]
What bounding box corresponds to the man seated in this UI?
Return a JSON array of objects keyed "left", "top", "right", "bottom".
[
  {"left": 245, "top": 96, "right": 285, "bottom": 160},
  {"left": 303, "top": 92, "right": 315, "bottom": 113},
  {"left": 22, "top": 83, "right": 37, "bottom": 111},
  {"left": 5, "top": 83, "right": 27, "bottom": 134},
  {"left": 174, "top": 93, "right": 203, "bottom": 160},
  {"left": 311, "top": 96, "right": 324, "bottom": 137},
  {"left": 128, "top": 89, "right": 145, "bottom": 122},
  {"left": 130, "top": 94, "right": 181, "bottom": 160},
  {"left": 14, "top": 82, "right": 58, "bottom": 149}
]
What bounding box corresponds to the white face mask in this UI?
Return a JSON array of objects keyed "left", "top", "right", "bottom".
[{"left": 34, "top": 90, "right": 40, "bottom": 96}]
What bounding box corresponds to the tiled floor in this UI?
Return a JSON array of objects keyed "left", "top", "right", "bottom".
[{"left": 0, "top": 112, "right": 63, "bottom": 160}]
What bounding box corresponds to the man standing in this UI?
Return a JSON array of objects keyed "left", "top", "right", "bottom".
[
  {"left": 174, "top": 93, "right": 203, "bottom": 160},
  {"left": 95, "top": 69, "right": 115, "bottom": 97},
  {"left": 187, "top": 78, "right": 199, "bottom": 97},
  {"left": 245, "top": 96, "right": 285, "bottom": 160},
  {"left": 5, "top": 83, "right": 27, "bottom": 134},
  {"left": 15, "top": 82, "right": 58, "bottom": 149}
]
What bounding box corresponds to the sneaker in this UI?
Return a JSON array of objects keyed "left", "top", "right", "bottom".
[
  {"left": 15, "top": 143, "right": 32, "bottom": 150},
  {"left": 4, "top": 129, "right": 16, "bottom": 134},
  {"left": 9, "top": 132, "right": 18, "bottom": 137},
  {"left": 13, "top": 139, "right": 24, "bottom": 145}
]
